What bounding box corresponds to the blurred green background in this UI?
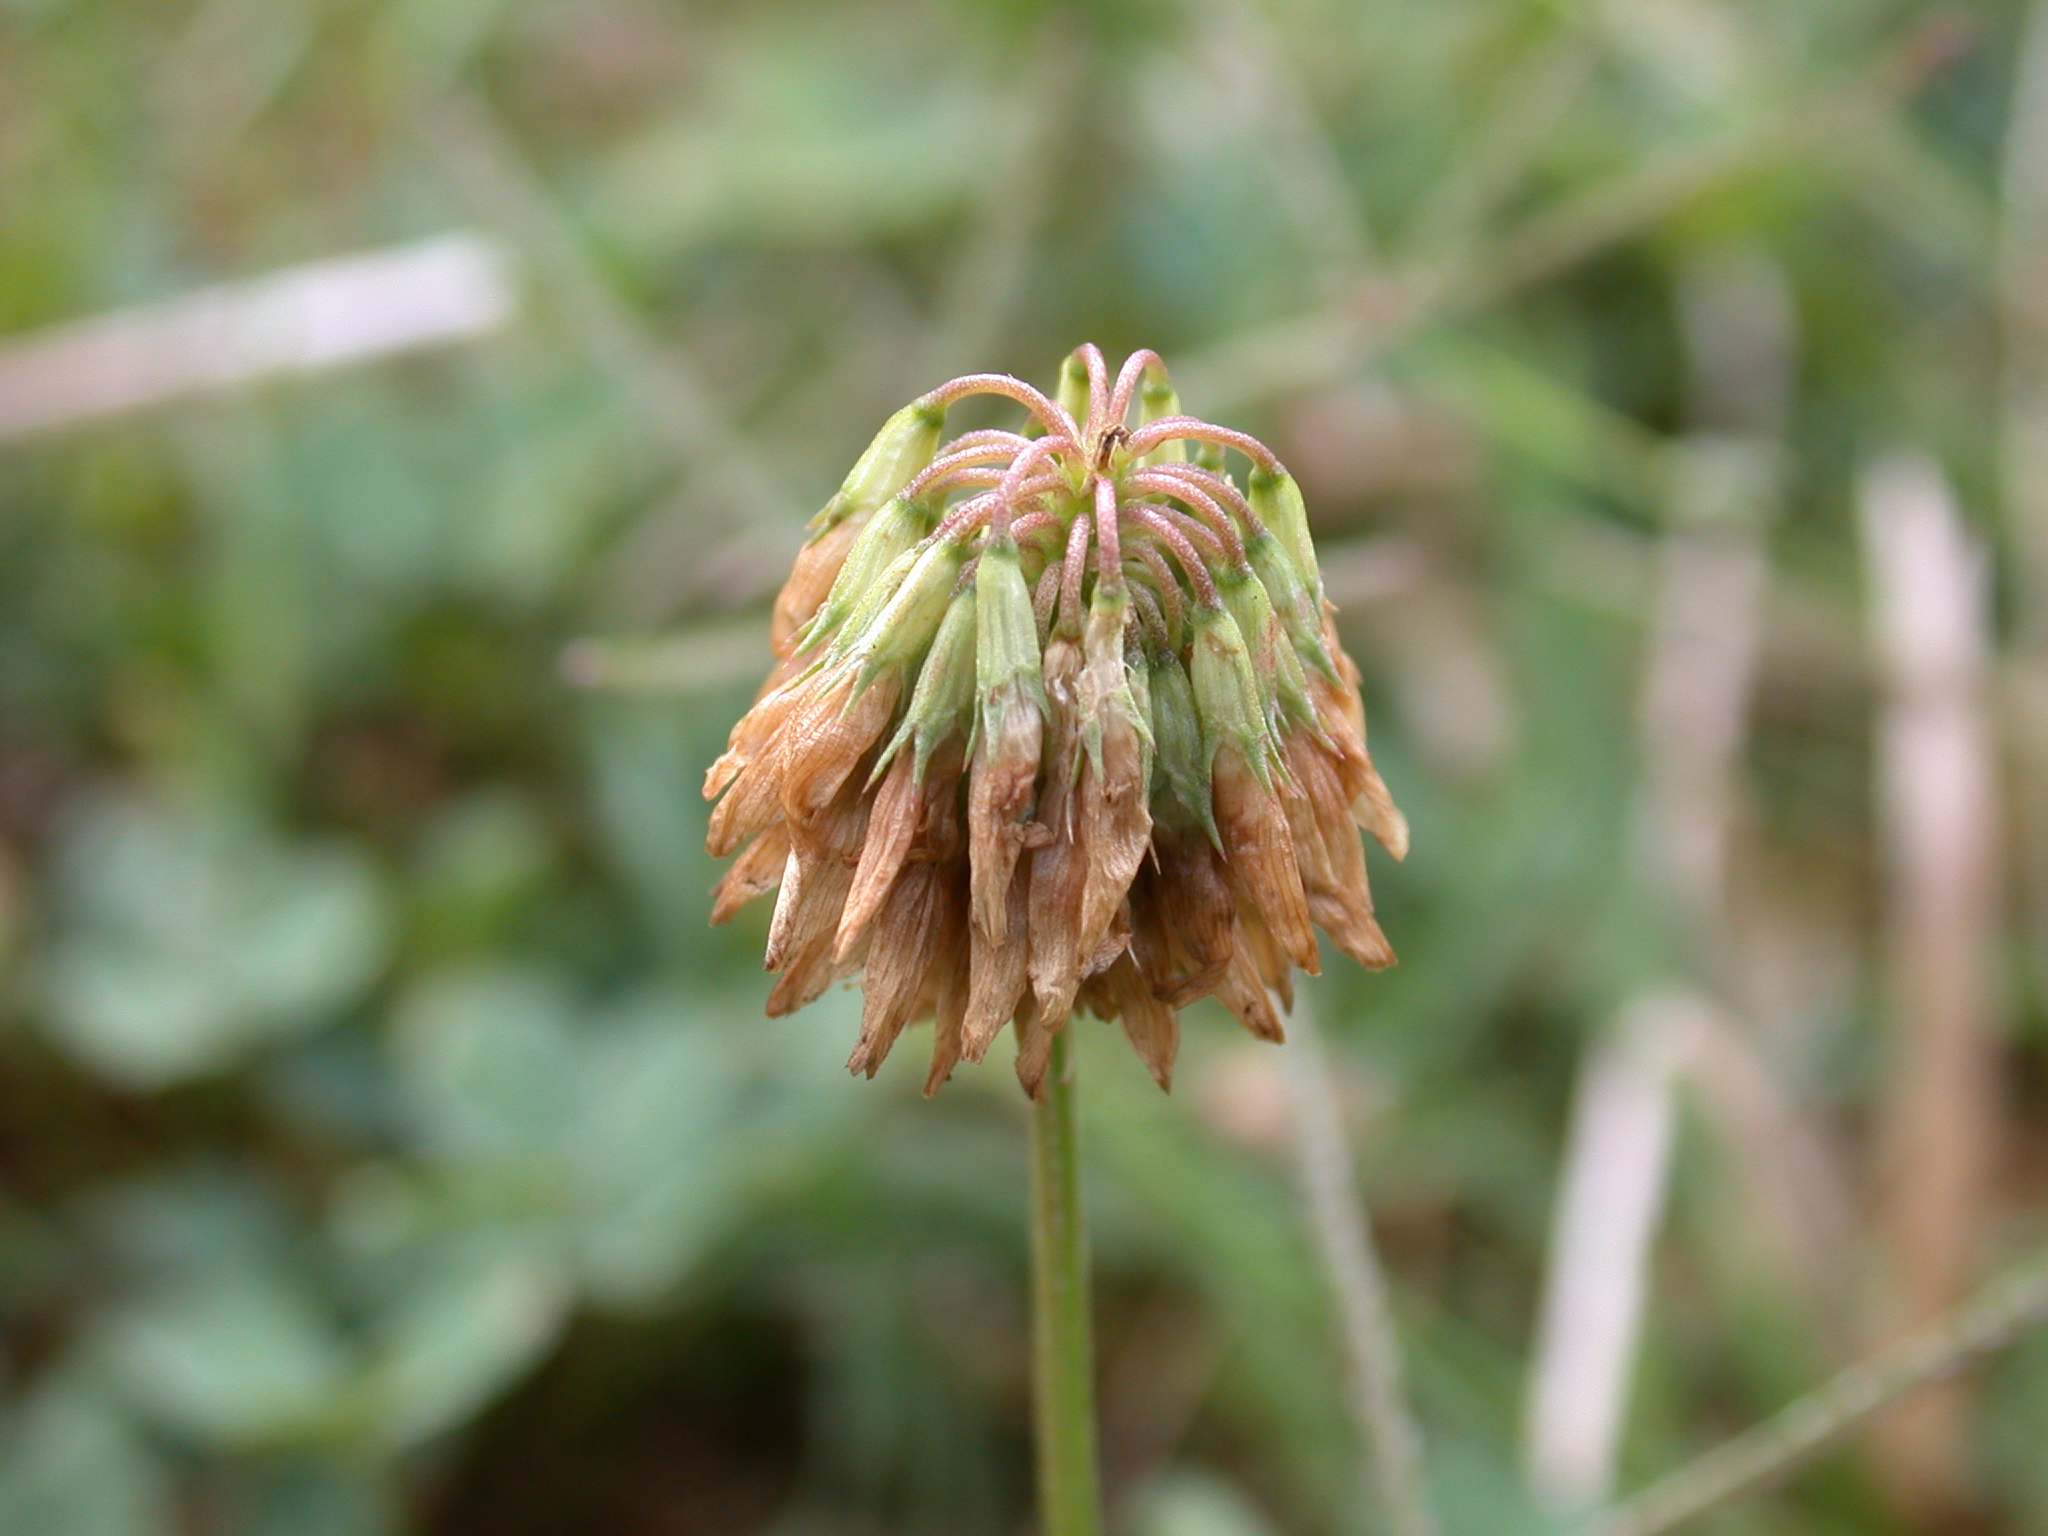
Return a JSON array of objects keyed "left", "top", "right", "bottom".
[{"left": 3, "top": 0, "right": 2047, "bottom": 1532}]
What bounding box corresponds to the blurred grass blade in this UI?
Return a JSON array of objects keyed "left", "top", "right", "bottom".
[
  {"left": 1459, "top": 11, "right": 1971, "bottom": 313},
  {"left": 558, "top": 620, "right": 772, "bottom": 696},
  {"left": 1527, "top": 247, "right": 1789, "bottom": 1509},
  {"left": 1588, "top": 1246, "right": 2048, "bottom": 1536},
  {"left": 422, "top": 91, "right": 789, "bottom": 532},
  {"left": 1681, "top": 1008, "right": 1856, "bottom": 1303},
  {"left": 1411, "top": 340, "right": 1670, "bottom": 517},
  {"left": 0, "top": 236, "right": 512, "bottom": 442},
  {"left": 1396, "top": 41, "right": 1593, "bottom": 278},
  {"left": 915, "top": 16, "right": 1082, "bottom": 386},
  {"left": 1523, "top": 995, "right": 1693, "bottom": 1511},
  {"left": 1191, "top": 0, "right": 1379, "bottom": 288},
  {"left": 1858, "top": 453, "right": 2004, "bottom": 1518},
  {"left": 1998, "top": 0, "right": 2048, "bottom": 1034},
  {"left": 1177, "top": 9, "right": 1969, "bottom": 414}
]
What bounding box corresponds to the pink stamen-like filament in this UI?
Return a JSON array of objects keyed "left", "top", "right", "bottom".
[
  {"left": 1127, "top": 506, "right": 1219, "bottom": 605},
  {"left": 941, "top": 427, "right": 1036, "bottom": 456},
  {"left": 919, "top": 373, "right": 1082, "bottom": 445},
  {"left": 995, "top": 437, "right": 1071, "bottom": 537},
  {"left": 1128, "top": 469, "right": 1246, "bottom": 568},
  {"left": 932, "top": 489, "right": 1003, "bottom": 541},
  {"left": 992, "top": 471, "right": 1069, "bottom": 513},
  {"left": 1151, "top": 504, "right": 1229, "bottom": 568},
  {"left": 1073, "top": 344, "right": 1110, "bottom": 443},
  {"left": 1124, "top": 414, "right": 1279, "bottom": 472},
  {"left": 1009, "top": 509, "right": 1064, "bottom": 545},
  {"left": 1126, "top": 579, "right": 1167, "bottom": 648},
  {"left": 936, "top": 472, "right": 1065, "bottom": 542},
  {"left": 921, "top": 465, "right": 1006, "bottom": 495},
  {"left": 1093, "top": 475, "right": 1123, "bottom": 592},
  {"left": 1034, "top": 557, "right": 1063, "bottom": 633},
  {"left": 1059, "top": 504, "right": 1094, "bottom": 633},
  {"left": 1107, "top": 348, "right": 1167, "bottom": 428},
  {"left": 1145, "top": 461, "right": 1265, "bottom": 538},
  {"left": 1130, "top": 541, "right": 1186, "bottom": 639},
  {"left": 903, "top": 439, "right": 1028, "bottom": 499}
]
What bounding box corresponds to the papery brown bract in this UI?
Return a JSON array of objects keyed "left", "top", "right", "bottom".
[
  {"left": 1281, "top": 729, "right": 1395, "bottom": 970},
  {"left": 971, "top": 688, "right": 1043, "bottom": 943},
  {"left": 1315, "top": 612, "right": 1410, "bottom": 860},
  {"left": 774, "top": 514, "right": 865, "bottom": 659},
  {"left": 837, "top": 751, "right": 920, "bottom": 961},
  {"left": 922, "top": 875, "right": 972, "bottom": 1094},
  {"left": 1073, "top": 589, "right": 1152, "bottom": 964},
  {"left": 964, "top": 861, "right": 1033, "bottom": 1063},
  {"left": 848, "top": 862, "right": 951, "bottom": 1077},
  {"left": 1133, "top": 836, "right": 1235, "bottom": 1005},
  {"left": 704, "top": 667, "right": 814, "bottom": 852},
  {"left": 1213, "top": 745, "right": 1319, "bottom": 974},
  {"left": 1024, "top": 635, "right": 1089, "bottom": 1028},
  {"left": 777, "top": 668, "right": 903, "bottom": 834},
  {"left": 968, "top": 540, "right": 1046, "bottom": 944},
  {"left": 764, "top": 779, "right": 871, "bottom": 1017},
  {"left": 712, "top": 825, "right": 791, "bottom": 926},
  {"left": 1081, "top": 952, "right": 1178, "bottom": 1090}
]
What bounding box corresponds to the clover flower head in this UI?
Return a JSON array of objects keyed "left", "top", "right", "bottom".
[{"left": 706, "top": 347, "right": 1406, "bottom": 1097}]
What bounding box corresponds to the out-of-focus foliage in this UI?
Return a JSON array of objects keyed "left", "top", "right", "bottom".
[{"left": 0, "top": 0, "right": 2044, "bottom": 1533}]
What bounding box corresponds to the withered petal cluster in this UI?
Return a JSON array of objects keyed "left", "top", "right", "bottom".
[{"left": 706, "top": 347, "right": 1407, "bottom": 1098}]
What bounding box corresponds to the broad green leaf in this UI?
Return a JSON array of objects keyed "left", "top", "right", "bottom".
[
  {"left": 0, "top": 1379, "right": 173, "bottom": 1536},
  {"left": 43, "top": 796, "right": 389, "bottom": 1089},
  {"left": 389, "top": 966, "right": 577, "bottom": 1162},
  {"left": 358, "top": 1238, "right": 570, "bottom": 1450},
  {"left": 100, "top": 1274, "right": 352, "bottom": 1447}
]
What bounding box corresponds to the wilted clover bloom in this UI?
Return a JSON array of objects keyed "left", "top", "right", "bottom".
[{"left": 706, "top": 347, "right": 1407, "bottom": 1097}]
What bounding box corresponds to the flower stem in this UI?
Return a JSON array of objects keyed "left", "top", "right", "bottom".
[{"left": 1030, "top": 1027, "right": 1102, "bottom": 1536}]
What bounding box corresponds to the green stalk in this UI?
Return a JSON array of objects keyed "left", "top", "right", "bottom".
[{"left": 1030, "top": 1027, "right": 1102, "bottom": 1536}]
